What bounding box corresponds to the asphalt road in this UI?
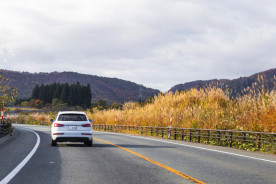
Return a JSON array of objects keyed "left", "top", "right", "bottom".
[{"left": 0, "top": 124, "right": 276, "bottom": 184}]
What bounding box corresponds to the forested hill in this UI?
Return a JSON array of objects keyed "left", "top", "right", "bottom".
[
  {"left": 170, "top": 68, "right": 276, "bottom": 96},
  {"left": 0, "top": 70, "right": 160, "bottom": 103}
]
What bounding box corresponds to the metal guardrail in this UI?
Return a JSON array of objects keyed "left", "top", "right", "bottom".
[
  {"left": 15, "top": 121, "right": 50, "bottom": 126},
  {"left": 92, "top": 124, "right": 276, "bottom": 150},
  {"left": 10, "top": 120, "right": 276, "bottom": 151},
  {"left": 0, "top": 119, "right": 13, "bottom": 138}
]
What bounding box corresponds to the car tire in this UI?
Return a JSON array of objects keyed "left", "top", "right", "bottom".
[
  {"left": 85, "top": 140, "right": 93, "bottom": 147},
  {"left": 51, "top": 139, "right": 57, "bottom": 146}
]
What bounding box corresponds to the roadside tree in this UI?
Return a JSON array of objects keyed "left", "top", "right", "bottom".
[{"left": 0, "top": 74, "right": 17, "bottom": 107}]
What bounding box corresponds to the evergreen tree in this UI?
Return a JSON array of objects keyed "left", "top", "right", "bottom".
[
  {"left": 32, "top": 84, "right": 40, "bottom": 99},
  {"left": 76, "top": 82, "right": 82, "bottom": 106},
  {"left": 44, "top": 85, "right": 52, "bottom": 104},
  {"left": 32, "top": 82, "right": 92, "bottom": 108},
  {"left": 80, "top": 86, "right": 86, "bottom": 108},
  {"left": 39, "top": 84, "right": 46, "bottom": 103},
  {"left": 68, "top": 84, "right": 77, "bottom": 106},
  {"left": 60, "top": 83, "right": 70, "bottom": 103},
  {"left": 85, "top": 84, "right": 92, "bottom": 108},
  {"left": 49, "top": 83, "right": 57, "bottom": 101},
  {"left": 53, "top": 83, "right": 62, "bottom": 99}
]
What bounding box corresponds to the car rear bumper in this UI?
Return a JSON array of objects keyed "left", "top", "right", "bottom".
[
  {"left": 52, "top": 131, "right": 93, "bottom": 142},
  {"left": 55, "top": 137, "right": 92, "bottom": 142}
]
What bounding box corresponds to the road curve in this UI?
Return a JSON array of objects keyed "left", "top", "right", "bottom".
[{"left": 0, "top": 124, "right": 275, "bottom": 184}]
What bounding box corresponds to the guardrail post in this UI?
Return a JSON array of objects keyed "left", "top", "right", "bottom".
[
  {"left": 161, "top": 128, "right": 164, "bottom": 138},
  {"left": 181, "top": 129, "right": 184, "bottom": 141},
  {"left": 217, "top": 131, "right": 221, "bottom": 146},
  {"left": 243, "top": 133, "right": 246, "bottom": 143},
  {"left": 174, "top": 128, "right": 177, "bottom": 140},
  {"left": 257, "top": 134, "right": 261, "bottom": 150},
  {"left": 151, "top": 127, "right": 153, "bottom": 136},
  {"left": 189, "top": 129, "right": 192, "bottom": 142},
  {"left": 141, "top": 127, "right": 143, "bottom": 135},
  {"left": 198, "top": 130, "right": 200, "bottom": 143},
  {"left": 168, "top": 114, "right": 172, "bottom": 139},
  {"left": 229, "top": 132, "right": 233, "bottom": 147},
  {"left": 207, "top": 130, "right": 210, "bottom": 144}
]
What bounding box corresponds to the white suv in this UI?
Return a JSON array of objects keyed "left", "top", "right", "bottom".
[{"left": 51, "top": 111, "right": 93, "bottom": 147}]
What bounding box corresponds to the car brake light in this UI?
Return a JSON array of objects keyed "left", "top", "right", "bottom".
[
  {"left": 54, "top": 123, "right": 64, "bottom": 127},
  {"left": 53, "top": 133, "right": 64, "bottom": 135},
  {"left": 82, "top": 123, "right": 91, "bottom": 127}
]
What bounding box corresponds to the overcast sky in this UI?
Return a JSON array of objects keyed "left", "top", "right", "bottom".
[{"left": 0, "top": 0, "right": 275, "bottom": 91}]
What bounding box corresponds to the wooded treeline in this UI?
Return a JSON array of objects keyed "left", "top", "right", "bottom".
[{"left": 31, "top": 82, "right": 92, "bottom": 108}]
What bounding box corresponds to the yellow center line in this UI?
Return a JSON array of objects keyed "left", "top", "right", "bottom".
[{"left": 94, "top": 138, "right": 206, "bottom": 184}]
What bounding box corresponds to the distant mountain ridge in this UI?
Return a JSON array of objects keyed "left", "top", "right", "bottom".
[
  {"left": 0, "top": 70, "right": 160, "bottom": 103},
  {"left": 170, "top": 68, "right": 276, "bottom": 96},
  {"left": 1, "top": 68, "right": 275, "bottom": 104}
]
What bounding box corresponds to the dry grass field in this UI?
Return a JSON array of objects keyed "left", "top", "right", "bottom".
[{"left": 87, "top": 85, "right": 275, "bottom": 133}]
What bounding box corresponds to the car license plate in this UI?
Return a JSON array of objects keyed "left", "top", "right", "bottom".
[{"left": 68, "top": 126, "right": 77, "bottom": 130}]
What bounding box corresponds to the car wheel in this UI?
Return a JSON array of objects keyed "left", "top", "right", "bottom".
[
  {"left": 85, "top": 140, "right": 93, "bottom": 147},
  {"left": 51, "top": 139, "right": 57, "bottom": 146}
]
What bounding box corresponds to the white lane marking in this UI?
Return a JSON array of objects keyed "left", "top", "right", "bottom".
[
  {"left": 0, "top": 128, "right": 40, "bottom": 184},
  {"left": 94, "top": 131, "right": 276, "bottom": 164}
]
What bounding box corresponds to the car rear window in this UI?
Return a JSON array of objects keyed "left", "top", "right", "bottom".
[{"left": 58, "top": 114, "right": 88, "bottom": 121}]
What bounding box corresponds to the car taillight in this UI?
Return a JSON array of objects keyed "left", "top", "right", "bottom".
[
  {"left": 82, "top": 123, "right": 91, "bottom": 127},
  {"left": 54, "top": 123, "right": 64, "bottom": 127}
]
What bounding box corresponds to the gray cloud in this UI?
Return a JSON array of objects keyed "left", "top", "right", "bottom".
[{"left": 0, "top": 0, "right": 276, "bottom": 91}]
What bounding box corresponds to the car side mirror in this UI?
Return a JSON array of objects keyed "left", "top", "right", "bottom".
[
  {"left": 50, "top": 119, "right": 54, "bottom": 123},
  {"left": 89, "top": 119, "right": 93, "bottom": 123}
]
